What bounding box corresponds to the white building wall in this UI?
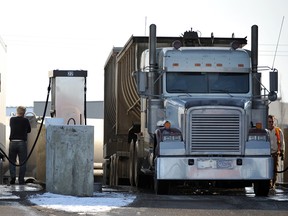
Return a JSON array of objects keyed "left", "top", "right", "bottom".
[
  {"left": 0, "top": 36, "right": 7, "bottom": 153},
  {"left": 269, "top": 100, "right": 288, "bottom": 127},
  {"left": 269, "top": 100, "right": 288, "bottom": 184}
]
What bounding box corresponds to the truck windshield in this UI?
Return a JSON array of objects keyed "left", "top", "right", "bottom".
[{"left": 166, "top": 72, "right": 249, "bottom": 94}]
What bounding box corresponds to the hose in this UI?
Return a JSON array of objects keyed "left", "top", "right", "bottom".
[
  {"left": 276, "top": 166, "right": 288, "bottom": 173},
  {"left": 0, "top": 78, "right": 51, "bottom": 166},
  {"left": 276, "top": 157, "right": 288, "bottom": 173},
  {"left": 275, "top": 153, "right": 288, "bottom": 173},
  {"left": 67, "top": 118, "right": 76, "bottom": 125}
]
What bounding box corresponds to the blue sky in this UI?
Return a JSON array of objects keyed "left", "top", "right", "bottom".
[{"left": 0, "top": 0, "right": 288, "bottom": 106}]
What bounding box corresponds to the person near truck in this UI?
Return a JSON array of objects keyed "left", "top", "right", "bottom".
[
  {"left": 8, "top": 106, "right": 31, "bottom": 185},
  {"left": 267, "top": 114, "right": 285, "bottom": 189}
]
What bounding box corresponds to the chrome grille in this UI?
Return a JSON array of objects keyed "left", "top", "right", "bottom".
[{"left": 190, "top": 113, "right": 241, "bottom": 153}]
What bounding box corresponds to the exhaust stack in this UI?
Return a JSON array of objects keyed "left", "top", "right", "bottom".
[
  {"left": 251, "top": 25, "right": 261, "bottom": 99},
  {"left": 147, "top": 24, "right": 162, "bottom": 134},
  {"left": 148, "top": 24, "right": 157, "bottom": 97}
]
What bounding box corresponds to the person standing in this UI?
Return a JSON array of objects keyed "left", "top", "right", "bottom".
[
  {"left": 9, "top": 106, "right": 31, "bottom": 185},
  {"left": 267, "top": 114, "right": 285, "bottom": 189}
]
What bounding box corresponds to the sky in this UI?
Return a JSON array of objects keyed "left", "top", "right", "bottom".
[{"left": 0, "top": 0, "right": 288, "bottom": 106}]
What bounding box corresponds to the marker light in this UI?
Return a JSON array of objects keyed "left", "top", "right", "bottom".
[{"left": 255, "top": 123, "right": 262, "bottom": 129}]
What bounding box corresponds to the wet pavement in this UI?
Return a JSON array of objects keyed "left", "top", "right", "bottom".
[
  {"left": 0, "top": 182, "right": 44, "bottom": 200},
  {"left": 0, "top": 182, "right": 48, "bottom": 216},
  {"left": 1, "top": 181, "right": 288, "bottom": 216}
]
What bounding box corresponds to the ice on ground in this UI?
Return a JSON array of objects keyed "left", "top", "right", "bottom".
[{"left": 29, "top": 191, "right": 136, "bottom": 213}]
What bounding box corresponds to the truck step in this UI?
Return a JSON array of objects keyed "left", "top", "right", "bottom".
[
  {"left": 94, "top": 163, "right": 103, "bottom": 169},
  {"left": 141, "top": 168, "right": 154, "bottom": 175}
]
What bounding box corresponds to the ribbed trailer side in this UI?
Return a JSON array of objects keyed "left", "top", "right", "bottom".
[
  {"left": 103, "top": 47, "right": 122, "bottom": 158},
  {"left": 103, "top": 36, "right": 181, "bottom": 185},
  {"left": 115, "top": 39, "right": 148, "bottom": 135},
  {"left": 115, "top": 36, "right": 182, "bottom": 135}
]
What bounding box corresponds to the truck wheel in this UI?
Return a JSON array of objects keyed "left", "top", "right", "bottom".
[
  {"left": 115, "top": 156, "right": 119, "bottom": 186},
  {"left": 129, "top": 141, "right": 135, "bottom": 186},
  {"left": 153, "top": 163, "right": 169, "bottom": 195},
  {"left": 154, "top": 178, "right": 169, "bottom": 195},
  {"left": 109, "top": 156, "right": 115, "bottom": 186},
  {"left": 103, "top": 160, "right": 110, "bottom": 185},
  {"left": 253, "top": 180, "right": 270, "bottom": 196},
  {"left": 134, "top": 141, "right": 145, "bottom": 188}
]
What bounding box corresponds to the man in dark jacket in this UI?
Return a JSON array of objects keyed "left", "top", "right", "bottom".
[{"left": 9, "top": 106, "right": 31, "bottom": 185}]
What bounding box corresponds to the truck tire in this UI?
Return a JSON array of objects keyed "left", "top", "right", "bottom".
[
  {"left": 109, "top": 156, "right": 115, "bottom": 186},
  {"left": 154, "top": 177, "right": 169, "bottom": 195},
  {"left": 129, "top": 141, "right": 135, "bottom": 186},
  {"left": 115, "top": 156, "right": 119, "bottom": 186},
  {"left": 253, "top": 180, "right": 270, "bottom": 196},
  {"left": 134, "top": 141, "right": 145, "bottom": 188},
  {"left": 102, "top": 160, "right": 110, "bottom": 185},
  {"left": 153, "top": 159, "right": 169, "bottom": 195}
]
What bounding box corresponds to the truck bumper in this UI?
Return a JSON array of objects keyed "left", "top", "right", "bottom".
[{"left": 156, "top": 157, "right": 273, "bottom": 180}]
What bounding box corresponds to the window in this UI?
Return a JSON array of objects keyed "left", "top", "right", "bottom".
[{"left": 166, "top": 72, "right": 249, "bottom": 94}]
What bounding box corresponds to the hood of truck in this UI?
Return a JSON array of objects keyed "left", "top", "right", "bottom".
[{"left": 165, "top": 97, "right": 250, "bottom": 156}]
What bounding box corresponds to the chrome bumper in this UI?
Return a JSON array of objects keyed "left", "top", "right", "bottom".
[{"left": 156, "top": 157, "right": 273, "bottom": 180}]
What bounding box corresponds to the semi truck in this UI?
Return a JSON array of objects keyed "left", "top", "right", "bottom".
[{"left": 103, "top": 24, "right": 279, "bottom": 196}]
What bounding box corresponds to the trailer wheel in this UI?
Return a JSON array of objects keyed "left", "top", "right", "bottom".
[
  {"left": 134, "top": 141, "right": 145, "bottom": 188},
  {"left": 109, "top": 156, "right": 115, "bottom": 186},
  {"left": 129, "top": 141, "right": 135, "bottom": 186},
  {"left": 103, "top": 160, "right": 110, "bottom": 185},
  {"left": 253, "top": 180, "right": 270, "bottom": 196},
  {"left": 115, "top": 155, "right": 119, "bottom": 186}
]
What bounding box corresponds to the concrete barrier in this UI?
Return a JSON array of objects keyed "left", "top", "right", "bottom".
[{"left": 46, "top": 125, "right": 94, "bottom": 196}]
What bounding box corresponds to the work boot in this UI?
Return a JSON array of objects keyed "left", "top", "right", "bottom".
[
  {"left": 18, "top": 178, "right": 25, "bottom": 185},
  {"left": 270, "top": 180, "right": 275, "bottom": 189},
  {"left": 10, "top": 177, "right": 16, "bottom": 185}
]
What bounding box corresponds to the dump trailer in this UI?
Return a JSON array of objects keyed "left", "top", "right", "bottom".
[{"left": 103, "top": 24, "right": 278, "bottom": 196}]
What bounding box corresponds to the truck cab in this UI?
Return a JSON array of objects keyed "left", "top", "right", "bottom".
[
  {"left": 103, "top": 24, "right": 278, "bottom": 197},
  {"left": 136, "top": 25, "right": 277, "bottom": 196}
]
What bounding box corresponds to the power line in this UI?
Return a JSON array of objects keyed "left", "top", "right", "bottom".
[{"left": 272, "top": 16, "right": 285, "bottom": 68}]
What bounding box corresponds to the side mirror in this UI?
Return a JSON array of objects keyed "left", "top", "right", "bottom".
[
  {"left": 134, "top": 70, "right": 147, "bottom": 96},
  {"left": 268, "top": 91, "right": 277, "bottom": 101},
  {"left": 269, "top": 70, "right": 278, "bottom": 101},
  {"left": 270, "top": 71, "right": 278, "bottom": 92}
]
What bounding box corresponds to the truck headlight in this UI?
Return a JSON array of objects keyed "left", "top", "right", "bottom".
[
  {"left": 163, "top": 135, "right": 182, "bottom": 141},
  {"left": 247, "top": 128, "right": 269, "bottom": 142},
  {"left": 248, "top": 135, "right": 267, "bottom": 141}
]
